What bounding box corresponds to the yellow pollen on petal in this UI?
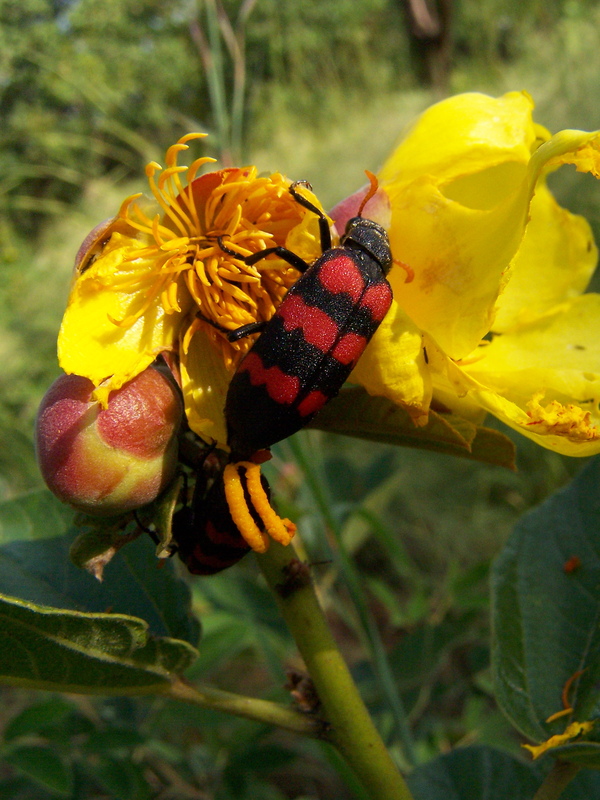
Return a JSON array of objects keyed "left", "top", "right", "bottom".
[
  {"left": 113, "top": 134, "right": 325, "bottom": 371},
  {"left": 524, "top": 393, "right": 600, "bottom": 442}
]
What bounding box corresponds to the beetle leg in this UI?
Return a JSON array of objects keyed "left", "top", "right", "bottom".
[
  {"left": 289, "top": 180, "right": 332, "bottom": 252},
  {"left": 216, "top": 236, "right": 244, "bottom": 257},
  {"left": 244, "top": 245, "right": 311, "bottom": 273},
  {"left": 218, "top": 234, "right": 311, "bottom": 273},
  {"left": 196, "top": 309, "right": 267, "bottom": 342},
  {"left": 225, "top": 321, "right": 267, "bottom": 342}
]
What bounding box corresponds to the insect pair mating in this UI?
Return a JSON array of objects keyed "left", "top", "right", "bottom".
[{"left": 175, "top": 176, "right": 395, "bottom": 575}]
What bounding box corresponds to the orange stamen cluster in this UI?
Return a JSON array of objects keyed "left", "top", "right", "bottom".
[{"left": 115, "top": 133, "right": 322, "bottom": 369}]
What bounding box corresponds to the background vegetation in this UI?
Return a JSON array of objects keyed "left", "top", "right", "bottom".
[{"left": 1, "top": 0, "right": 600, "bottom": 797}]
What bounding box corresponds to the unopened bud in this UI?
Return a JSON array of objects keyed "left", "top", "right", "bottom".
[{"left": 36, "top": 367, "right": 182, "bottom": 516}]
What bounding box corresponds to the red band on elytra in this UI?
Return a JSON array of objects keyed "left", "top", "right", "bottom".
[
  {"left": 331, "top": 332, "right": 368, "bottom": 365},
  {"left": 240, "top": 352, "right": 301, "bottom": 404},
  {"left": 297, "top": 390, "right": 329, "bottom": 417},
  {"left": 360, "top": 282, "right": 392, "bottom": 322},
  {"left": 279, "top": 294, "right": 338, "bottom": 352},
  {"left": 318, "top": 254, "right": 365, "bottom": 301}
]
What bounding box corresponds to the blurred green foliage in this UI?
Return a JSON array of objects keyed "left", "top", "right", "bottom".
[{"left": 2, "top": 0, "right": 600, "bottom": 797}]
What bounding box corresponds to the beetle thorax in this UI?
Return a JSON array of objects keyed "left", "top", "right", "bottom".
[{"left": 341, "top": 217, "right": 392, "bottom": 275}]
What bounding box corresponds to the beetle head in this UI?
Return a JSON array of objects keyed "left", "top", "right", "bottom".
[{"left": 341, "top": 217, "right": 393, "bottom": 275}]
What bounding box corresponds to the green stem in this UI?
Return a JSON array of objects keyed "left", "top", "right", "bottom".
[
  {"left": 288, "top": 436, "right": 417, "bottom": 767},
  {"left": 161, "top": 677, "right": 322, "bottom": 737},
  {"left": 532, "top": 760, "right": 581, "bottom": 800},
  {"left": 257, "top": 540, "right": 415, "bottom": 800}
]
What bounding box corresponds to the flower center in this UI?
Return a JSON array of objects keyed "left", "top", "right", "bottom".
[{"left": 116, "top": 133, "right": 320, "bottom": 370}]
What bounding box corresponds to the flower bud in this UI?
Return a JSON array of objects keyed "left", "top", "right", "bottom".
[{"left": 36, "top": 367, "right": 183, "bottom": 516}]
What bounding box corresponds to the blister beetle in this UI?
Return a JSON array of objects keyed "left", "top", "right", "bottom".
[{"left": 221, "top": 178, "right": 394, "bottom": 460}]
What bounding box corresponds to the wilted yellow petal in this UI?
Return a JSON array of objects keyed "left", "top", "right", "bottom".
[
  {"left": 536, "top": 129, "right": 600, "bottom": 178},
  {"left": 376, "top": 92, "right": 555, "bottom": 360},
  {"left": 349, "top": 300, "right": 431, "bottom": 424},
  {"left": 180, "top": 328, "right": 230, "bottom": 448},
  {"left": 523, "top": 720, "right": 594, "bottom": 759},
  {"left": 493, "top": 181, "right": 597, "bottom": 331},
  {"left": 459, "top": 293, "right": 600, "bottom": 455},
  {"left": 58, "top": 233, "right": 190, "bottom": 403},
  {"left": 376, "top": 94, "right": 600, "bottom": 362}
]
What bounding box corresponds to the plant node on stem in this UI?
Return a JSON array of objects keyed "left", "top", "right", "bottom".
[{"left": 257, "top": 540, "right": 415, "bottom": 800}]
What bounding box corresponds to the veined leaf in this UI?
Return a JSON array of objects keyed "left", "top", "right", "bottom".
[
  {"left": 0, "top": 489, "right": 200, "bottom": 646},
  {"left": 492, "top": 456, "right": 600, "bottom": 765},
  {"left": 0, "top": 592, "right": 197, "bottom": 693},
  {"left": 406, "top": 744, "right": 600, "bottom": 799}
]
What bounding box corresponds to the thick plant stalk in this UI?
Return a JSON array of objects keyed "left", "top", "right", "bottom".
[
  {"left": 288, "top": 435, "right": 417, "bottom": 766},
  {"left": 257, "top": 540, "right": 415, "bottom": 800}
]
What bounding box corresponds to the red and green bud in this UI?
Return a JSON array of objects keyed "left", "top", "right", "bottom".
[{"left": 36, "top": 366, "right": 183, "bottom": 516}]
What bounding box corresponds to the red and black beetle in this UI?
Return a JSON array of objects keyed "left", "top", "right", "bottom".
[
  {"left": 174, "top": 466, "right": 252, "bottom": 575},
  {"left": 222, "top": 179, "right": 394, "bottom": 461},
  {"left": 179, "top": 177, "right": 394, "bottom": 575}
]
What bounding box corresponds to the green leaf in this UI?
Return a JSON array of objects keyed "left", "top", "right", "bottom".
[
  {"left": 407, "top": 745, "right": 600, "bottom": 799},
  {"left": 0, "top": 487, "right": 74, "bottom": 544},
  {"left": 227, "top": 743, "right": 297, "bottom": 775},
  {"left": 84, "top": 728, "right": 146, "bottom": 755},
  {"left": 0, "top": 489, "right": 200, "bottom": 646},
  {"left": 388, "top": 612, "right": 479, "bottom": 692},
  {"left": 4, "top": 697, "right": 75, "bottom": 742},
  {"left": 90, "top": 755, "right": 151, "bottom": 800},
  {"left": 69, "top": 524, "right": 143, "bottom": 580},
  {"left": 309, "top": 386, "right": 515, "bottom": 469},
  {"left": 492, "top": 456, "right": 600, "bottom": 762},
  {"left": 2, "top": 743, "right": 73, "bottom": 796},
  {"left": 0, "top": 592, "right": 197, "bottom": 693},
  {"left": 407, "top": 746, "right": 541, "bottom": 799},
  {"left": 187, "top": 612, "right": 255, "bottom": 678}
]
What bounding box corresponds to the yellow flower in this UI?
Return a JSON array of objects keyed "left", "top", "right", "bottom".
[
  {"left": 58, "top": 133, "right": 325, "bottom": 449},
  {"left": 332, "top": 91, "right": 600, "bottom": 455}
]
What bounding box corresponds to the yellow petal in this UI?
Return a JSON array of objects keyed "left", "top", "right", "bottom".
[
  {"left": 535, "top": 129, "right": 600, "bottom": 178},
  {"left": 423, "top": 336, "right": 488, "bottom": 423},
  {"left": 459, "top": 294, "right": 600, "bottom": 455},
  {"left": 180, "top": 327, "right": 230, "bottom": 448},
  {"left": 383, "top": 173, "right": 530, "bottom": 359},
  {"left": 381, "top": 99, "right": 600, "bottom": 364},
  {"left": 523, "top": 720, "right": 594, "bottom": 759},
  {"left": 379, "top": 91, "right": 546, "bottom": 186},
  {"left": 349, "top": 299, "right": 431, "bottom": 424},
  {"left": 378, "top": 92, "right": 544, "bottom": 359},
  {"left": 493, "top": 181, "right": 597, "bottom": 331},
  {"left": 58, "top": 233, "right": 191, "bottom": 403}
]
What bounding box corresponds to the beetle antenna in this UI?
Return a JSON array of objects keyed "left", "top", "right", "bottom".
[
  {"left": 357, "top": 170, "right": 379, "bottom": 218},
  {"left": 393, "top": 258, "right": 414, "bottom": 283}
]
